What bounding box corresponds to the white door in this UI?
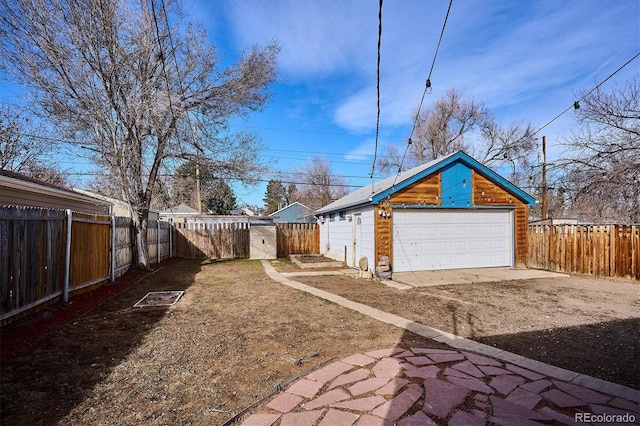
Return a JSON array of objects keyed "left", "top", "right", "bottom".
[
  {"left": 393, "top": 209, "right": 513, "bottom": 272},
  {"left": 352, "top": 214, "right": 362, "bottom": 267}
]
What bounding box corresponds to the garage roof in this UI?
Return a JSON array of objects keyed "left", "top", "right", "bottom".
[{"left": 315, "top": 151, "right": 536, "bottom": 214}]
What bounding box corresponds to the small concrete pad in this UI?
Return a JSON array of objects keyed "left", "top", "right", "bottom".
[{"left": 392, "top": 267, "right": 569, "bottom": 287}]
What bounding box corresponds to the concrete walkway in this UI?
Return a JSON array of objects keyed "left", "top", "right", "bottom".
[
  {"left": 239, "top": 261, "right": 640, "bottom": 425},
  {"left": 392, "top": 267, "right": 569, "bottom": 287}
]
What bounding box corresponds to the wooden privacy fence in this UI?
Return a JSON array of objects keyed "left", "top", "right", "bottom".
[
  {"left": 172, "top": 222, "right": 250, "bottom": 259},
  {"left": 171, "top": 222, "right": 320, "bottom": 259},
  {"left": 0, "top": 206, "right": 171, "bottom": 323},
  {"left": 528, "top": 224, "right": 639, "bottom": 280},
  {"left": 277, "top": 223, "right": 319, "bottom": 258}
]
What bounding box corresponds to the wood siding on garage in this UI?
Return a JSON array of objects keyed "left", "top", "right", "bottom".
[
  {"left": 472, "top": 171, "right": 529, "bottom": 266},
  {"left": 388, "top": 173, "right": 441, "bottom": 206},
  {"left": 375, "top": 173, "right": 441, "bottom": 266}
]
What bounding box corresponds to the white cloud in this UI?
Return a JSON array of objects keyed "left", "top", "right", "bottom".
[
  {"left": 332, "top": 0, "right": 639, "bottom": 135},
  {"left": 222, "top": 0, "right": 379, "bottom": 77}
]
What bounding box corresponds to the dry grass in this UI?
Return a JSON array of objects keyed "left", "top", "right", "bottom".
[
  {"left": 0, "top": 259, "right": 444, "bottom": 425},
  {"left": 292, "top": 272, "right": 640, "bottom": 389}
]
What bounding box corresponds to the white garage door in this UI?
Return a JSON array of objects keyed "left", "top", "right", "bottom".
[{"left": 393, "top": 209, "right": 513, "bottom": 272}]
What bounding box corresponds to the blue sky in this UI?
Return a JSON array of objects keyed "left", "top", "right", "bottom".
[
  {"left": 191, "top": 0, "right": 639, "bottom": 206},
  {"left": 2, "top": 0, "right": 639, "bottom": 207}
]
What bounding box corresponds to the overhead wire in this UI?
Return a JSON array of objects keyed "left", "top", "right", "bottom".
[
  {"left": 531, "top": 51, "right": 640, "bottom": 137},
  {"left": 392, "top": 0, "right": 454, "bottom": 187},
  {"left": 370, "top": 0, "right": 383, "bottom": 185}
]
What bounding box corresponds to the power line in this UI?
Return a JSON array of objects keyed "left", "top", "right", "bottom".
[
  {"left": 370, "top": 0, "right": 383, "bottom": 181},
  {"left": 393, "top": 0, "right": 454, "bottom": 186},
  {"left": 532, "top": 51, "right": 640, "bottom": 137}
]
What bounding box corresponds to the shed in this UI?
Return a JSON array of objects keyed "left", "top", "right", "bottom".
[
  {"left": 269, "top": 201, "right": 315, "bottom": 223},
  {"left": 315, "top": 151, "right": 535, "bottom": 273},
  {"left": 0, "top": 170, "right": 111, "bottom": 214}
]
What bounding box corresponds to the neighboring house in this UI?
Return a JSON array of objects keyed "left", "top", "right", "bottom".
[
  {"left": 269, "top": 201, "right": 315, "bottom": 224},
  {"left": 159, "top": 204, "right": 199, "bottom": 222},
  {"left": 72, "top": 188, "right": 159, "bottom": 220},
  {"left": 161, "top": 203, "right": 273, "bottom": 225},
  {"left": 0, "top": 170, "right": 111, "bottom": 214},
  {"left": 315, "top": 151, "right": 536, "bottom": 273}
]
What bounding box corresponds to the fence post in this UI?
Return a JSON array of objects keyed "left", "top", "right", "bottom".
[
  {"left": 169, "top": 220, "right": 173, "bottom": 258},
  {"left": 63, "top": 209, "right": 72, "bottom": 303},
  {"left": 110, "top": 215, "right": 115, "bottom": 282},
  {"left": 157, "top": 220, "right": 160, "bottom": 264}
]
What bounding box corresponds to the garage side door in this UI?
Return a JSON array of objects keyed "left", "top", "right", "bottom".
[{"left": 393, "top": 210, "right": 513, "bottom": 272}]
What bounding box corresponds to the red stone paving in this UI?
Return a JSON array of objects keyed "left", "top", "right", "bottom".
[
  {"left": 331, "top": 395, "right": 386, "bottom": 411},
  {"left": 348, "top": 377, "right": 390, "bottom": 396},
  {"left": 286, "top": 378, "right": 324, "bottom": 399},
  {"left": 354, "top": 414, "right": 392, "bottom": 426},
  {"left": 267, "top": 392, "right": 304, "bottom": 413},
  {"left": 404, "top": 355, "right": 433, "bottom": 366},
  {"left": 239, "top": 347, "right": 640, "bottom": 426},
  {"left": 449, "top": 410, "right": 486, "bottom": 426},
  {"left": 317, "top": 408, "right": 359, "bottom": 426},
  {"left": 306, "top": 361, "right": 353, "bottom": 384},
  {"left": 451, "top": 360, "right": 485, "bottom": 378},
  {"left": 551, "top": 379, "right": 612, "bottom": 404},
  {"left": 504, "top": 388, "right": 542, "bottom": 409},
  {"left": 371, "top": 357, "right": 404, "bottom": 378},
  {"left": 490, "top": 375, "right": 527, "bottom": 395},
  {"left": 518, "top": 378, "right": 552, "bottom": 393},
  {"left": 279, "top": 409, "right": 323, "bottom": 426},
  {"left": 341, "top": 353, "right": 376, "bottom": 367},
  {"left": 375, "top": 378, "right": 409, "bottom": 395},
  {"left": 505, "top": 364, "right": 545, "bottom": 381},
  {"left": 328, "top": 368, "right": 370, "bottom": 389},
  {"left": 423, "top": 378, "right": 472, "bottom": 419},
  {"left": 540, "top": 388, "right": 585, "bottom": 407},
  {"left": 397, "top": 411, "right": 437, "bottom": 426},
  {"left": 240, "top": 413, "right": 281, "bottom": 426},
  {"left": 371, "top": 383, "right": 422, "bottom": 421},
  {"left": 304, "top": 389, "right": 350, "bottom": 410}
]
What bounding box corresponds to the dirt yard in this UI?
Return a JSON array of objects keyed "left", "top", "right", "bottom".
[
  {"left": 291, "top": 269, "right": 640, "bottom": 390},
  {"left": 0, "top": 259, "right": 445, "bottom": 425}
]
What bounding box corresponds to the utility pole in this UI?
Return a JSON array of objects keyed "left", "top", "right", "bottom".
[{"left": 541, "top": 135, "right": 547, "bottom": 220}]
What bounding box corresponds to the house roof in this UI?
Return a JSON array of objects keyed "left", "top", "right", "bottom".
[
  {"left": 269, "top": 201, "right": 314, "bottom": 217},
  {"left": 315, "top": 151, "right": 536, "bottom": 214},
  {"left": 72, "top": 188, "right": 160, "bottom": 214},
  {"left": 0, "top": 169, "right": 111, "bottom": 214},
  {"left": 160, "top": 204, "right": 199, "bottom": 214}
]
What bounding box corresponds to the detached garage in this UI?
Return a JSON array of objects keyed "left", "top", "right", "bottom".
[{"left": 315, "top": 151, "right": 535, "bottom": 274}]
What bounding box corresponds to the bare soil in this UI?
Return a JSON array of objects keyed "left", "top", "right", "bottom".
[
  {"left": 291, "top": 271, "right": 640, "bottom": 390},
  {"left": 291, "top": 254, "right": 337, "bottom": 263},
  {"left": 0, "top": 259, "right": 445, "bottom": 425}
]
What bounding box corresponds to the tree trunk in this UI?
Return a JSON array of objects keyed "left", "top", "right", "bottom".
[{"left": 131, "top": 211, "right": 151, "bottom": 271}]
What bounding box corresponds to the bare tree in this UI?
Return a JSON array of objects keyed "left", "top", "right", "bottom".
[
  {"left": 561, "top": 79, "right": 639, "bottom": 223},
  {"left": 0, "top": 0, "right": 278, "bottom": 268},
  {"left": 0, "top": 105, "right": 68, "bottom": 186},
  {"left": 378, "top": 89, "right": 536, "bottom": 185},
  {"left": 293, "top": 157, "right": 349, "bottom": 210}
]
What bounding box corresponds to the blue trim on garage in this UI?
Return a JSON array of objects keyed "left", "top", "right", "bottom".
[
  {"left": 441, "top": 162, "right": 472, "bottom": 207},
  {"left": 371, "top": 151, "right": 536, "bottom": 206}
]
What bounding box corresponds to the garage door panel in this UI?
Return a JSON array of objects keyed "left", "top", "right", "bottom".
[{"left": 393, "top": 210, "right": 513, "bottom": 272}]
